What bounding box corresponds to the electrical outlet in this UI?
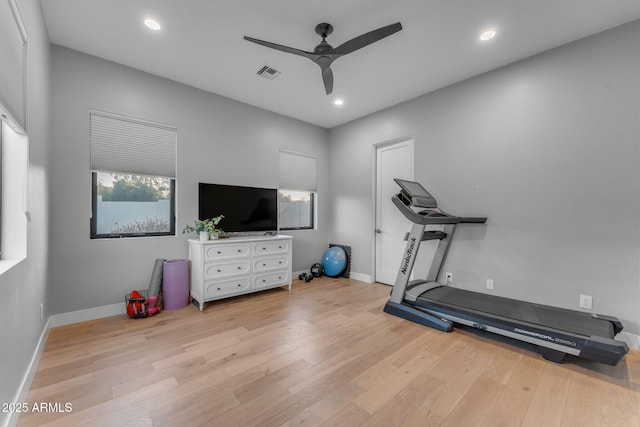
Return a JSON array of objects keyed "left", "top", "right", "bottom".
[
  {"left": 486, "top": 279, "right": 494, "bottom": 290},
  {"left": 579, "top": 294, "right": 593, "bottom": 310},
  {"left": 445, "top": 272, "right": 453, "bottom": 285}
]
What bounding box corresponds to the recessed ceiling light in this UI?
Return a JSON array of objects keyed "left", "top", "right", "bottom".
[
  {"left": 144, "top": 18, "right": 161, "bottom": 31},
  {"left": 334, "top": 99, "right": 344, "bottom": 106},
  {"left": 480, "top": 29, "right": 496, "bottom": 41}
]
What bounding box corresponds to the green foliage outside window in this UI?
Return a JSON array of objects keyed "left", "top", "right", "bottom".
[{"left": 98, "top": 174, "right": 169, "bottom": 201}]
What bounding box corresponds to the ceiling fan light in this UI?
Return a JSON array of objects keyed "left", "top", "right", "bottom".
[
  {"left": 334, "top": 99, "right": 344, "bottom": 106},
  {"left": 144, "top": 18, "right": 161, "bottom": 31},
  {"left": 480, "top": 29, "right": 496, "bottom": 41}
]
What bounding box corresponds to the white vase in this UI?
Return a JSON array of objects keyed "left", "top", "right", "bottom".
[
  {"left": 209, "top": 233, "right": 218, "bottom": 240},
  {"left": 199, "top": 231, "right": 209, "bottom": 242}
]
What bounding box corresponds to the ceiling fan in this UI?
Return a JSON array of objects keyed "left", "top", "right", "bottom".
[{"left": 244, "top": 22, "right": 402, "bottom": 95}]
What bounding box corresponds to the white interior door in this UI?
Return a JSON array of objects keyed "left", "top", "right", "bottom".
[{"left": 375, "top": 139, "right": 414, "bottom": 285}]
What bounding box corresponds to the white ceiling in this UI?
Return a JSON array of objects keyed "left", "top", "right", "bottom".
[{"left": 40, "top": 0, "right": 640, "bottom": 129}]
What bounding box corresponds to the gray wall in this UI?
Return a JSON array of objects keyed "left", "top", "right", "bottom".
[
  {"left": 49, "top": 46, "right": 329, "bottom": 314},
  {"left": 328, "top": 20, "right": 640, "bottom": 336},
  {"left": 0, "top": 0, "right": 51, "bottom": 422},
  {"left": 2, "top": 12, "right": 639, "bottom": 421}
]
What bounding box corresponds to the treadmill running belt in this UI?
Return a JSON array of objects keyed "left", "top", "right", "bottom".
[{"left": 417, "top": 287, "right": 614, "bottom": 339}]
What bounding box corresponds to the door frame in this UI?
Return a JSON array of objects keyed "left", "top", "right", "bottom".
[{"left": 371, "top": 136, "right": 414, "bottom": 284}]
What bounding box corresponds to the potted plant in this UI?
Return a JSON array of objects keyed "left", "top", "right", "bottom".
[{"left": 182, "top": 215, "right": 224, "bottom": 241}]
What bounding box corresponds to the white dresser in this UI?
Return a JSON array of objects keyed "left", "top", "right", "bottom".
[{"left": 188, "top": 235, "right": 292, "bottom": 311}]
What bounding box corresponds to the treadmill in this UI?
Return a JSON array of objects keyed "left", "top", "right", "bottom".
[{"left": 383, "top": 178, "right": 629, "bottom": 365}]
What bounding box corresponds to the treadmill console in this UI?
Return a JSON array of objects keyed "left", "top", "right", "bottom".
[
  {"left": 393, "top": 179, "right": 487, "bottom": 226},
  {"left": 394, "top": 178, "right": 438, "bottom": 208}
]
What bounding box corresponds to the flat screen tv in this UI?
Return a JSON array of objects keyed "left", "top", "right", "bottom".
[{"left": 198, "top": 183, "right": 278, "bottom": 233}]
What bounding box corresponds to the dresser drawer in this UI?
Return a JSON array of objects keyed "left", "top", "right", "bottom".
[
  {"left": 254, "top": 270, "right": 290, "bottom": 290},
  {"left": 254, "top": 256, "right": 289, "bottom": 272},
  {"left": 204, "top": 260, "right": 251, "bottom": 280},
  {"left": 205, "top": 277, "right": 251, "bottom": 299},
  {"left": 204, "top": 243, "right": 250, "bottom": 261},
  {"left": 253, "top": 240, "right": 289, "bottom": 256}
]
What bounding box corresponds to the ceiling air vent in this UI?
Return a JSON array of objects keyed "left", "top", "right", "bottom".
[{"left": 256, "top": 65, "right": 281, "bottom": 80}]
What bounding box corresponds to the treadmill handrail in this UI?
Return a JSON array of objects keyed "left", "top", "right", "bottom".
[
  {"left": 392, "top": 193, "right": 487, "bottom": 225},
  {"left": 460, "top": 217, "right": 488, "bottom": 224},
  {"left": 394, "top": 194, "right": 472, "bottom": 225}
]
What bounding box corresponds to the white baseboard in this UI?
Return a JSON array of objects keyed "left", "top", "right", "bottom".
[
  {"left": 293, "top": 269, "right": 371, "bottom": 284},
  {"left": 619, "top": 331, "right": 640, "bottom": 350},
  {"left": 348, "top": 271, "right": 372, "bottom": 283},
  {"left": 4, "top": 318, "right": 51, "bottom": 427},
  {"left": 49, "top": 302, "right": 126, "bottom": 328}
]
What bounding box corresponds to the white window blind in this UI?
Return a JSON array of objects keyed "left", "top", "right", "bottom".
[
  {"left": 279, "top": 149, "right": 317, "bottom": 191},
  {"left": 0, "top": 0, "right": 27, "bottom": 134},
  {"left": 90, "top": 111, "right": 177, "bottom": 178}
]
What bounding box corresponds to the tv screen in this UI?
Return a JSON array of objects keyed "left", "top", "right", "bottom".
[{"left": 198, "top": 183, "right": 278, "bottom": 233}]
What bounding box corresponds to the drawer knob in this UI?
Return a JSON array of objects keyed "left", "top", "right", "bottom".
[
  {"left": 237, "top": 283, "right": 241, "bottom": 287},
  {"left": 217, "top": 269, "right": 222, "bottom": 272},
  {"left": 278, "top": 246, "right": 282, "bottom": 249},
  {"left": 217, "top": 287, "right": 221, "bottom": 291},
  {"left": 262, "top": 279, "right": 266, "bottom": 283},
  {"left": 278, "top": 261, "right": 282, "bottom": 264},
  {"left": 262, "top": 263, "right": 266, "bottom": 266},
  {"left": 278, "top": 276, "right": 282, "bottom": 280},
  {"left": 237, "top": 249, "right": 242, "bottom": 252},
  {"left": 217, "top": 251, "right": 222, "bottom": 254},
  {"left": 237, "top": 266, "right": 242, "bottom": 270}
]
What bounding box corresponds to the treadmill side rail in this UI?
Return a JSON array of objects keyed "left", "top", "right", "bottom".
[
  {"left": 384, "top": 301, "right": 453, "bottom": 332},
  {"left": 415, "top": 294, "right": 630, "bottom": 365},
  {"left": 592, "top": 313, "right": 625, "bottom": 335},
  {"left": 580, "top": 335, "right": 629, "bottom": 366},
  {"left": 405, "top": 281, "right": 444, "bottom": 303}
]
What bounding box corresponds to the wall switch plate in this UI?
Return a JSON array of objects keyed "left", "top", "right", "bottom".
[
  {"left": 486, "top": 279, "right": 494, "bottom": 290},
  {"left": 579, "top": 294, "right": 593, "bottom": 310},
  {"left": 445, "top": 272, "right": 453, "bottom": 285}
]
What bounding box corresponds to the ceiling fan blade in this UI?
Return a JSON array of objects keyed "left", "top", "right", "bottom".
[
  {"left": 322, "top": 66, "right": 334, "bottom": 95},
  {"left": 243, "top": 36, "right": 315, "bottom": 60},
  {"left": 331, "top": 22, "right": 402, "bottom": 56}
]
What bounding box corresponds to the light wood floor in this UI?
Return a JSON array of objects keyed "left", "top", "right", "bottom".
[{"left": 18, "top": 278, "right": 639, "bottom": 427}]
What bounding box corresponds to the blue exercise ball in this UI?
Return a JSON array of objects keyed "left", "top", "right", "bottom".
[{"left": 322, "top": 246, "right": 347, "bottom": 277}]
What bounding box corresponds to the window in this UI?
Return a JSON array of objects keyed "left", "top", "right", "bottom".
[
  {"left": 0, "top": 122, "right": 3, "bottom": 256},
  {"left": 91, "top": 172, "right": 175, "bottom": 237},
  {"left": 90, "top": 111, "right": 177, "bottom": 238},
  {"left": 279, "top": 190, "right": 315, "bottom": 230},
  {"left": 279, "top": 149, "right": 317, "bottom": 230},
  {"left": 0, "top": 0, "right": 27, "bottom": 134},
  {"left": 0, "top": 0, "right": 27, "bottom": 264},
  {"left": 0, "top": 120, "right": 28, "bottom": 262}
]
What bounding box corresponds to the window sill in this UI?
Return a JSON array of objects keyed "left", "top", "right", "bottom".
[
  {"left": 0, "top": 258, "right": 26, "bottom": 276},
  {"left": 280, "top": 228, "right": 317, "bottom": 231}
]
